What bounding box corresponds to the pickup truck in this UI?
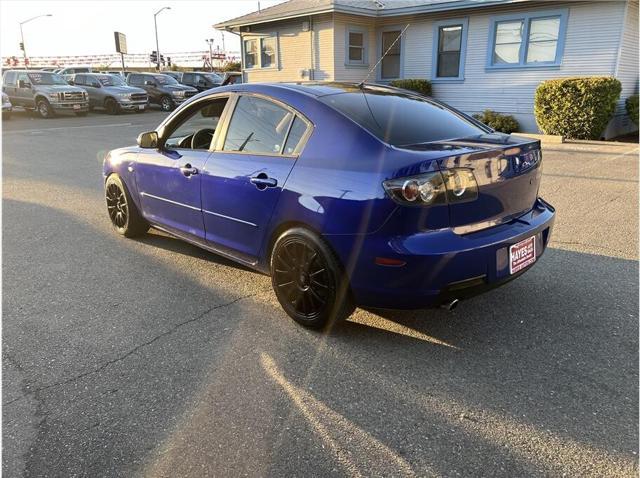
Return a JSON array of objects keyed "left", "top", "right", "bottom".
[
  {"left": 126, "top": 72, "right": 197, "bottom": 111},
  {"left": 178, "top": 71, "right": 223, "bottom": 92},
  {"left": 70, "top": 73, "right": 148, "bottom": 114},
  {"left": 2, "top": 70, "right": 89, "bottom": 118}
]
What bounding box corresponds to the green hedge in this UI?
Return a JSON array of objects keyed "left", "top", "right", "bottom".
[
  {"left": 626, "top": 94, "right": 639, "bottom": 126},
  {"left": 472, "top": 110, "right": 519, "bottom": 134},
  {"left": 534, "top": 77, "right": 621, "bottom": 139},
  {"left": 389, "top": 79, "right": 432, "bottom": 97}
]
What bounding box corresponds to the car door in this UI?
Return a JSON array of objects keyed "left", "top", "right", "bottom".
[
  {"left": 15, "top": 72, "right": 32, "bottom": 107},
  {"left": 134, "top": 95, "right": 231, "bottom": 240},
  {"left": 201, "top": 94, "right": 312, "bottom": 262}
]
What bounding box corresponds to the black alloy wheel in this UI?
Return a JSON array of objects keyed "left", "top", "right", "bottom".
[
  {"left": 105, "top": 98, "right": 120, "bottom": 115},
  {"left": 271, "top": 228, "right": 354, "bottom": 328},
  {"left": 105, "top": 174, "right": 148, "bottom": 237},
  {"left": 160, "top": 96, "right": 173, "bottom": 111}
]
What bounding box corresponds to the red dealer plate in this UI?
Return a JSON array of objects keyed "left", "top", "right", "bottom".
[{"left": 509, "top": 236, "right": 536, "bottom": 274}]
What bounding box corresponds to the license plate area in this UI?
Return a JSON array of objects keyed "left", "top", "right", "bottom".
[
  {"left": 509, "top": 236, "right": 536, "bottom": 274},
  {"left": 73, "top": 104, "right": 81, "bottom": 110}
]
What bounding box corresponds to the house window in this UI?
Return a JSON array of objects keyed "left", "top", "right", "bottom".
[
  {"left": 433, "top": 18, "right": 468, "bottom": 80},
  {"left": 488, "top": 10, "right": 568, "bottom": 68},
  {"left": 381, "top": 30, "right": 401, "bottom": 79},
  {"left": 244, "top": 39, "right": 257, "bottom": 68},
  {"left": 346, "top": 26, "right": 367, "bottom": 65},
  {"left": 261, "top": 36, "right": 276, "bottom": 68}
]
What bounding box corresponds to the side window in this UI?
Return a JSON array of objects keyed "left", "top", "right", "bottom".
[
  {"left": 128, "top": 74, "right": 139, "bottom": 85},
  {"left": 283, "top": 117, "right": 309, "bottom": 155},
  {"left": 165, "top": 97, "right": 229, "bottom": 150},
  {"left": 4, "top": 72, "right": 16, "bottom": 86},
  {"left": 183, "top": 73, "right": 193, "bottom": 84},
  {"left": 17, "top": 73, "right": 29, "bottom": 87},
  {"left": 223, "top": 96, "right": 294, "bottom": 155},
  {"left": 74, "top": 75, "right": 85, "bottom": 86}
]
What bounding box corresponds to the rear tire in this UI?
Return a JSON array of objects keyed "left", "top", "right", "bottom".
[
  {"left": 270, "top": 228, "right": 355, "bottom": 329},
  {"left": 36, "top": 98, "right": 54, "bottom": 118},
  {"left": 105, "top": 174, "right": 149, "bottom": 237}
]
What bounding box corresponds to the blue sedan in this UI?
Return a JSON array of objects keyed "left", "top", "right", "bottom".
[{"left": 103, "top": 82, "right": 555, "bottom": 328}]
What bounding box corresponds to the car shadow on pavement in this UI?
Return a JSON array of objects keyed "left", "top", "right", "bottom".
[{"left": 3, "top": 198, "right": 638, "bottom": 477}]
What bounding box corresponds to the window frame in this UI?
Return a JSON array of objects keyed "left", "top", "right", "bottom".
[
  {"left": 377, "top": 25, "right": 405, "bottom": 81},
  {"left": 486, "top": 9, "right": 568, "bottom": 70},
  {"left": 242, "top": 34, "right": 279, "bottom": 70},
  {"left": 216, "top": 93, "right": 313, "bottom": 158},
  {"left": 431, "top": 18, "right": 469, "bottom": 82},
  {"left": 157, "top": 94, "right": 233, "bottom": 153},
  {"left": 345, "top": 25, "right": 369, "bottom": 67}
]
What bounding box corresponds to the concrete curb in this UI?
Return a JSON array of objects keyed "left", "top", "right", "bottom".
[{"left": 515, "top": 133, "right": 564, "bottom": 144}]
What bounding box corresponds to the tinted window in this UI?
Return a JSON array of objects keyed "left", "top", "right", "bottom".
[
  {"left": 283, "top": 117, "right": 308, "bottom": 155},
  {"left": 319, "top": 89, "right": 485, "bottom": 146},
  {"left": 182, "top": 73, "right": 193, "bottom": 83},
  {"left": 74, "top": 75, "right": 86, "bottom": 86},
  {"left": 224, "top": 96, "right": 294, "bottom": 154},
  {"left": 128, "top": 74, "right": 142, "bottom": 85}
]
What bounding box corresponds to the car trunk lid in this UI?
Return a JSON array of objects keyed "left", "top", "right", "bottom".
[{"left": 404, "top": 133, "right": 543, "bottom": 233}]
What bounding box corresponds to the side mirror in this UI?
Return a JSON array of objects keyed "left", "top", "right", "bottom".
[
  {"left": 92, "top": 82, "right": 101, "bottom": 88},
  {"left": 144, "top": 80, "right": 155, "bottom": 86},
  {"left": 67, "top": 79, "right": 75, "bottom": 85},
  {"left": 137, "top": 131, "right": 159, "bottom": 149}
]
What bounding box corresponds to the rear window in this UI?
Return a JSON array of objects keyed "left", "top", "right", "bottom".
[{"left": 318, "top": 88, "right": 486, "bottom": 146}]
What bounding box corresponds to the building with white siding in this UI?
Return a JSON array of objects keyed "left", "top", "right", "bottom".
[{"left": 215, "top": 0, "right": 639, "bottom": 138}]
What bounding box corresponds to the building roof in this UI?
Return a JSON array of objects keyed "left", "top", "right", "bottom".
[{"left": 214, "top": 0, "right": 530, "bottom": 30}]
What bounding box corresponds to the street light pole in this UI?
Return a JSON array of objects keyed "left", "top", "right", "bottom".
[
  {"left": 19, "top": 14, "right": 52, "bottom": 69},
  {"left": 153, "top": 6, "right": 171, "bottom": 71},
  {"left": 205, "top": 38, "right": 214, "bottom": 72}
]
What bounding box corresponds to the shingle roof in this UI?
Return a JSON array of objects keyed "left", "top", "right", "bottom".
[{"left": 214, "top": 0, "right": 526, "bottom": 29}]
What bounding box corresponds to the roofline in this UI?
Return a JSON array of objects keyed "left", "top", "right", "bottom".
[{"left": 213, "top": 0, "right": 532, "bottom": 30}]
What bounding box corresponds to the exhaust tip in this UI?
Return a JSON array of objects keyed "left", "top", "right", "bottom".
[{"left": 441, "top": 298, "right": 459, "bottom": 312}]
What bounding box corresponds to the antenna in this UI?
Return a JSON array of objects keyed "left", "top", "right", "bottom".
[{"left": 358, "top": 23, "right": 410, "bottom": 88}]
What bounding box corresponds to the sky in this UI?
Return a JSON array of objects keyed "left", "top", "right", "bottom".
[{"left": 0, "top": 0, "right": 285, "bottom": 58}]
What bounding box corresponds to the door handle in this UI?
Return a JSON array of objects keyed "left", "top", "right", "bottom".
[
  {"left": 180, "top": 164, "right": 199, "bottom": 177},
  {"left": 250, "top": 175, "right": 277, "bottom": 190}
]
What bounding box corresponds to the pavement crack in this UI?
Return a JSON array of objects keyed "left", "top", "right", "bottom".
[{"left": 2, "top": 289, "right": 268, "bottom": 406}]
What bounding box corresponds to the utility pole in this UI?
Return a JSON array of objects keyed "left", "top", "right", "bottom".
[
  {"left": 153, "top": 6, "right": 171, "bottom": 71},
  {"left": 205, "top": 38, "right": 214, "bottom": 72},
  {"left": 19, "top": 14, "right": 52, "bottom": 69}
]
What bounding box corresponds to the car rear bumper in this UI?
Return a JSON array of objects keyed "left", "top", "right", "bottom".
[{"left": 329, "top": 198, "right": 555, "bottom": 309}]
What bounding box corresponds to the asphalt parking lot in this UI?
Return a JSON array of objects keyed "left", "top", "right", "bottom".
[{"left": 2, "top": 109, "right": 638, "bottom": 477}]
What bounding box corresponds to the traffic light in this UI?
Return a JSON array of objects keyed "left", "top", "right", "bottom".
[
  {"left": 149, "top": 50, "right": 158, "bottom": 63},
  {"left": 160, "top": 54, "right": 165, "bottom": 66},
  {"left": 19, "top": 42, "right": 24, "bottom": 51},
  {"left": 167, "top": 57, "right": 172, "bottom": 67}
]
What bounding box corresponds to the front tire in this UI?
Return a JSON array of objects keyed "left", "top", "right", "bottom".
[
  {"left": 160, "top": 95, "right": 174, "bottom": 111},
  {"left": 104, "top": 98, "right": 120, "bottom": 115},
  {"left": 105, "top": 174, "right": 149, "bottom": 237},
  {"left": 36, "top": 98, "right": 54, "bottom": 118},
  {"left": 270, "top": 228, "right": 354, "bottom": 329}
]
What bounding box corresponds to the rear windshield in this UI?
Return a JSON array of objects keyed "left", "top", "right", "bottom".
[{"left": 318, "top": 88, "right": 487, "bottom": 146}]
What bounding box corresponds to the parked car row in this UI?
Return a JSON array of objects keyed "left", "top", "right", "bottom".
[{"left": 2, "top": 69, "right": 244, "bottom": 118}]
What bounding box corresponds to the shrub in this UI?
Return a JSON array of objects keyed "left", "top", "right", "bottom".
[
  {"left": 222, "top": 61, "right": 241, "bottom": 72},
  {"left": 534, "top": 77, "right": 622, "bottom": 139},
  {"left": 472, "top": 110, "right": 519, "bottom": 133},
  {"left": 389, "top": 78, "right": 432, "bottom": 97},
  {"left": 626, "top": 94, "right": 639, "bottom": 126}
]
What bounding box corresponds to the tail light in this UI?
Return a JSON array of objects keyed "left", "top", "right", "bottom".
[{"left": 383, "top": 168, "right": 478, "bottom": 206}]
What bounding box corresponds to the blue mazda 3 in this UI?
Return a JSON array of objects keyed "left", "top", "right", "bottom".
[{"left": 103, "top": 82, "right": 555, "bottom": 328}]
